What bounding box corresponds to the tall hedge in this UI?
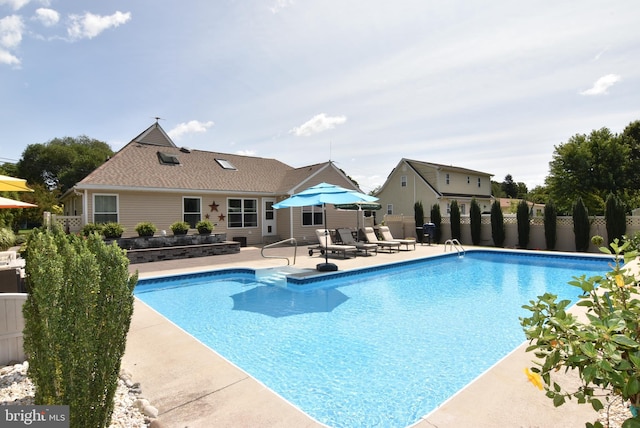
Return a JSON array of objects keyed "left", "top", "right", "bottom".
[
  {"left": 23, "top": 227, "right": 138, "bottom": 428},
  {"left": 544, "top": 200, "right": 557, "bottom": 250},
  {"left": 450, "top": 200, "right": 461, "bottom": 241},
  {"left": 470, "top": 198, "right": 481, "bottom": 245},
  {"left": 605, "top": 193, "right": 626, "bottom": 245},
  {"left": 516, "top": 199, "right": 530, "bottom": 249},
  {"left": 572, "top": 197, "right": 591, "bottom": 252},
  {"left": 491, "top": 199, "right": 505, "bottom": 247},
  {"left": 430, "top": 203, "right": 442, "bottom": 243}
]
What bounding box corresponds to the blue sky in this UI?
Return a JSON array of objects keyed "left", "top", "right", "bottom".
[{"left": 1, "top": 1, "right": 639, "bottom": 193}]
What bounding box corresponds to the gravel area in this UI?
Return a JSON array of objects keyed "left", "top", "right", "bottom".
[{"left": 0, "top": 361, "right": 155, "bottom": 427}]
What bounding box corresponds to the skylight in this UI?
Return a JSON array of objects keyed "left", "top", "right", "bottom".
[
  {"left": 157, "top": 151, "right": 180, "bottom": 165},
  {"left": 216, "top": 159, "right": 236, "bottom": 170}
]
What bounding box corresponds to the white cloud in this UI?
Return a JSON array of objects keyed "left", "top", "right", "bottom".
[
  {"left": 580, "top": 74, "right": 621, "bottom": 96},
  {"left": 0, "top": 0, "right": 31, "bottom": 11},
  {"left": 270, "top": 0, "right": 294, "bottom": 14},
  {"left": 168, "top": 120, "right": 215, "bottom": 140},
  {"left": 289, "top": 113, "right": 347, "bottom": 137},
  {"left": 0, "top": 47, "right": 19, "bottom": 65},
  {"left": 0, "top": 14, "right": 23, "bottom": 48},
  {"left": 34, "top": 8, "right": 59, "bottom": 27},
  {"left": 236, "top": 149, "right": 256, "bottom": 156},
  {"left": 67, "top": 11, "right": 131, "bottom": 40}
]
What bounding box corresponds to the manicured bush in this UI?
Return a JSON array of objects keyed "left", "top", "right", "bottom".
[
  {"left": 170, "top": 221, "right": 190, "bottom": 235},
  {"left": 22, "top": 226, "right": 138, "bottom": 428},
  {"left": 516, "top": 199, "right": 530, "bottom": 249},
  {"left": 414, "top": 201, "right": 424, "bottom": 242},
  {"left": 81, "top": 222, "right": 103, "bottom": 237},
  {"left": 0, "top": 227, "right": 16, "bottom": 250},
  {"left": 544, "top": 200, "right": 557, "bottom": 250},
  {"left": 605, "top": 193, "right": 626, "bottom": 246},
  {"left": 430, "top": 203, "right": 442, "bottom": 243},
  {"left": 196, "top": 219, "right": 214, "bottom": 234},
  {"left": 450, "top": 200, "right": 461, "bottom": 241},
  {"left": 572, "top": 197, "right": 590, "bottom": 252},
  {"left": 135, "top": 221, "right": 157, "bottom": 237},
  {"left": 491, "top": 200, "right": 505, "bottom": 247},
  {"left": 101, "top": 222, "right": 124, "bottom": 239},
  {"left": 470, "top": 198, "right": 481, "bottom": 245}
]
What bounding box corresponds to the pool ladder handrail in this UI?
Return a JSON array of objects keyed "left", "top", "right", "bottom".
[
  {"left": 261, "top": 238, "right": 297, "bottom": 265},
  {"left": 444, "top": 239, "right": 465, "bottom": 256}
]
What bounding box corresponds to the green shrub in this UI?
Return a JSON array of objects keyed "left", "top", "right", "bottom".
[
  {"left": 544, "top": 200, "right": 557, "bottom": 250},
  {"left": 196, "top": 220, "right": 214, "bottom": 234},
  {"left": 491, "top": 200, "right": 505, "bottom": 247},
  {"left": 170, "top": 221, "right": 190, "bottom": 235},
  {"left": 605, "top": 193, "right": 626, "bottom": 246},
  {"left": 0, "top": 227, "right": 16, "bottom": 250},
  {"left": 516, "top": 199, "right": 530, "bottom": 249},
  {"left": 470, "top": 198, "right": 481, "bottom": 245},
  {"left": 81, "top": 223, "right": 104, "bottom": 237},
  {"left": 135, "top": 221, "right": 157, "bottom": 237},
  {"left": 572, "top": 197, "right": 590, "bottom": 252},
  {"left": 450, "top": 200, "right": 461, "bottom": 241},
  {"left": 22, "top": 226, "right": 137, "bottom": 428},
  {"left": 101, "top": 222, "right": 124, "bottom": 239},
  {"left": 430, "top": 204, "right": 442, "bottom": 243},
  {"left": 414, "top": 201, "right": 424, "bottom": 242}
]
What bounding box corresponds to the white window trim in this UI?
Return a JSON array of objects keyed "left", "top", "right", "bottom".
[{"left": 93, "top": 193, "right": 119, "bottom": 223}]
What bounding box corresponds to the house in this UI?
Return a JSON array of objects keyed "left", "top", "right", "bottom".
[
  {"left": 59, "top": 122, "right": 365, "bottom": 246},
  {"left": 375, "top": 158, "right": 494, "bottom": 221}
]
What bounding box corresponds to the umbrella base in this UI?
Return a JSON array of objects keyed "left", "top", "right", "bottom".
[{"left": 316, "top": 262, "right": 338, "bottom": 272}]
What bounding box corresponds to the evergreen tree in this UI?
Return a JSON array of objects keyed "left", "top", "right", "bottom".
[
  {"left": 470, "top": 197, "right": 481, "bottom": 245},
  {"left": 450, "top": 200, "right": 461, "bottom": 241},
  {"left": 516, "top": 199, "right": 530, "bottom": 249},
  {"left": 572, "top": 197, "right": 590, "bottom": 252},
  {"left": 544, "top": 200, "right": 557, "bottom": 250},
  {"left": 491, "top": 200, "right": 505, "bottom": 247}
]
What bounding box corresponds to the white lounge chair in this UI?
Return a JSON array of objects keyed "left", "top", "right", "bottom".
[
  {"left": 360, "top": 227, "right": 401, "bottom": 253},
  {"left": 378, "top": 226, "right": 416, "bottom": 251},
  {"left": 312, "top": 229, "right": 358, "bottom": 259},
  {"left": 336, "top": 228, "right": 378, "bottom": 256}
]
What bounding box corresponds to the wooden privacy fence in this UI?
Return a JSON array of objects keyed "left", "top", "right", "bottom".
[
  {"left": 382, "top": 215, "right": 640, "bottom": 253},
  {"left": 0, "top": 293, "right": 27, "bottom": 365}
]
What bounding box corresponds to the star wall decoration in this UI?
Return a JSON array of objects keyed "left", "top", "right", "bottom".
[
  {"left": 218, "top": 214, "right": 226, "bottom": 221},
  {"left": 205, "top": 213, "right": 210, "bottom": 219},
  {"left": 209, "top": 201, "right": 219, "bottom": 212}
]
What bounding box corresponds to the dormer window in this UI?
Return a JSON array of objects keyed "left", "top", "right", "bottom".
[
  {"left": 216, "top": 159, "right": 236, "bottom": 170},
  {"left": 157, "top": 151, "right": 180, "bottom": 165}
]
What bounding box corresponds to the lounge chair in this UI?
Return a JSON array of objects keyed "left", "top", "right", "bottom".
[
  {"left": 336, "top": 228, "right": 378, "bottom": 256},
  {"left": 378, "top": 226, "right": 416, "bottom": 251},
  {"left": 360, "top": 227, "right": 401, "bottom": 253},
  {"left": 312, "top": 229, "right": 358, "bottom": 259}
]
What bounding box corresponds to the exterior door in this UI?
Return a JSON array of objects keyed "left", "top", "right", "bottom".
[{"left": 262, "top": 198, "right": 277, "bottom": 239}]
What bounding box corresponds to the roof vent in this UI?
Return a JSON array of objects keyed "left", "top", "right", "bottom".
[
  {"left": 179, "top": 147, "right": 191, "bottom": 153},
  {"left": 157, "top": 151, "right": 180, "bottom": 165}
]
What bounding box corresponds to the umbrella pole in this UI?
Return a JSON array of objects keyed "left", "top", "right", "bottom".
[{"left": 317, "top": 203, "right": 337, "bottom": 272}]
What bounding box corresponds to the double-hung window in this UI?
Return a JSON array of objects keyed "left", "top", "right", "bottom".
[
  {"left": 183, "top": 197, "right": 201, "bottom": 228},
  {"left": 228, "top": 198, "right": 258, "bottom": 228},
  {"left": 302, "top": 205, "right": 324, "bottom": 226},
  {"left": 94, "top": 194, "right": 118, "bottom": 223}
]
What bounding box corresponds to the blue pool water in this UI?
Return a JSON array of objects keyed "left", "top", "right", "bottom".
[{"left": 134, "top": 250, "right": 613, "bottom": 428}]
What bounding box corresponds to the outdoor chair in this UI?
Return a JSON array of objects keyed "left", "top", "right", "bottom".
[
  {"left": 312, "top": 229, "right": 358, "bottom": 259},
  {"left": 336, "top": 228, "right": 378, "bottom": 256},
  {"left": 360, "top": 227, "right": 401, "bottom": 253},
  {"left": 378, "top": 226, "right": 416, "bottom": 251}
]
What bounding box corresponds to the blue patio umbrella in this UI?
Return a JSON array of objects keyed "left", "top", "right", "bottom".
[{"left": 273, "top": 182, "right": 378, "bottom": 271}]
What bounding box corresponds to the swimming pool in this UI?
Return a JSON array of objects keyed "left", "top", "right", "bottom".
[{"left": 134, "top": 250, "right": 613, "bottom": 428}]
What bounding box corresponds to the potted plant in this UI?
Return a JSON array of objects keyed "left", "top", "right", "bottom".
[
  {"left": 520, "top": 239, "right": 640, "bottom": 425},
  {"left": 414, "top": 201, "right": 424, "bottom": 243},
  {"left": 101, "top": 222, "right": 124, "bottom": 239},
  {"left": 196, "top": 220, "right": 214, "bottom": 235},
  {"left": 135, "top": 222, "right": 157, "bottom": 237},
  {"left": 170, "top": 221, "right": 190, "bottom": 236}
]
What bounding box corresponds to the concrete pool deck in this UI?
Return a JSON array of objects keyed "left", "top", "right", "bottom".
[{"left": 122, "top": 243, "right": 606, "bottom": 427}]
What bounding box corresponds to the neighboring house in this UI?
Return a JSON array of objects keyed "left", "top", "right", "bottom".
[
  {"left": 499, "top": 198, "right": 545, "bottom": 216},
  {"left": 375, "top": 158, "right": 494, "bottom": 220},
  {"left": 59, "top": 121, "right": 365, "bottom": 245}
]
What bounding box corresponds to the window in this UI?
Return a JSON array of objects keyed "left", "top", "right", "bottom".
[
  {"left": 183, "top": 197, "right": 201, "bottom": 227},
  {"left": 229, "top": 198, "right": 258, "bottom": 228},
  {"left": 216, "top": 159, "right": 236, "bottom": 170},
  {"left": 477, "top": 177, "right": 481, "bottom": 187},
  {"left": 460, "top": 204, "right": 466, "bottom": 215},
  {"left": 387, "top": 204, "right": 393, "bottom": 215},
  {"left": 265, "top": 200, "right": 274, "bottom": 220},
  {"left": 446, "top": 173, "right": 450, "bottom": 185},
  {"left": 446, "top": 203, "right": 450, "bottom": 214},
  {"left": 94, "top": 194, "right": 118, "bottom": 223},
  {"left": 302, "top": 205, "right": 324, "bottom": 226},
  {"left": 467, "top": 176, "right": 470, "bottom": 184},
  {"left": 401, "top": 176, "right": 407, "bottom": 187}
]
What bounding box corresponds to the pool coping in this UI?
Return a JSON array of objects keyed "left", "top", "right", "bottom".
[{"left": 122, "top": 244, "right": 617, "bottom": 427}]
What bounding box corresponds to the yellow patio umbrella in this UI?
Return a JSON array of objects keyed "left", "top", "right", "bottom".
[
  {"left": 0, "top": 174, "right": 33, "bottom": 192},
  {"left": 0, "top": 196, "right": 37, "bottom": 208}
]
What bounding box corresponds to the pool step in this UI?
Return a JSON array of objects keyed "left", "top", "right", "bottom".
[{"left": 255, "top": 266, "right": 310, "bottom": 287}]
